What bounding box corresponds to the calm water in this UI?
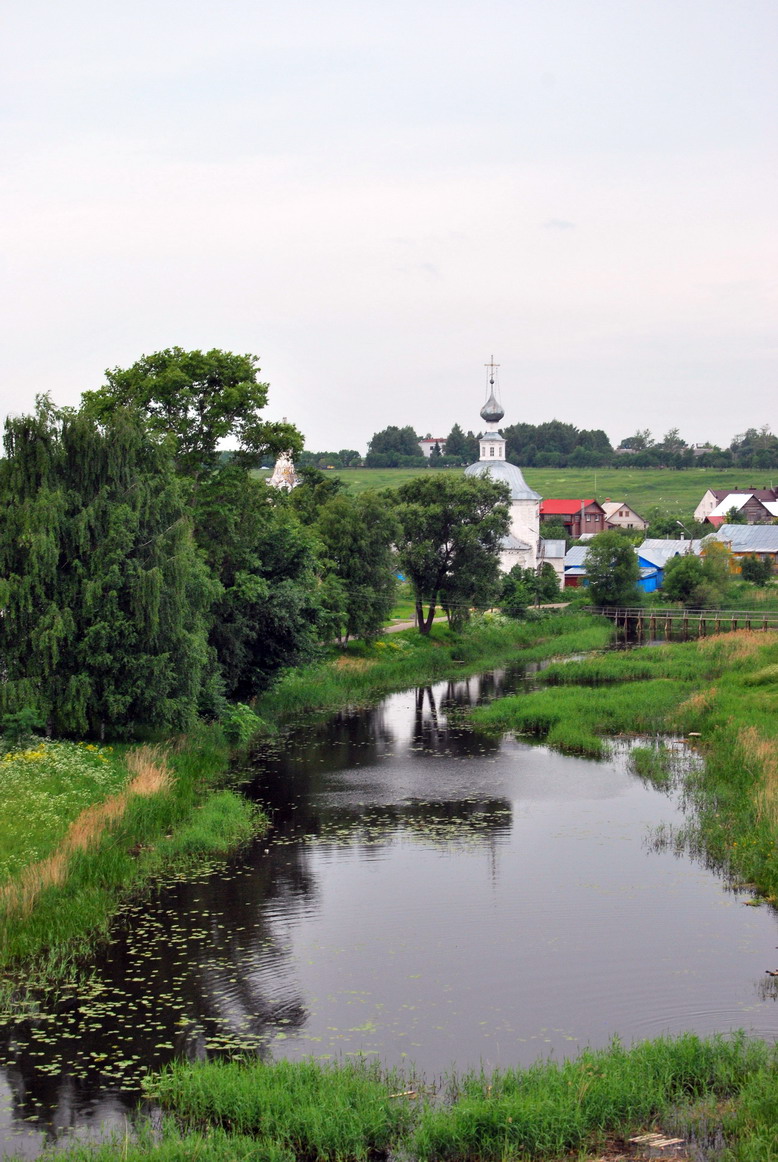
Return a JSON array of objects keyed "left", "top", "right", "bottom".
[{"left": 2, "top": 664, "right": 778, "bottom": 1157}]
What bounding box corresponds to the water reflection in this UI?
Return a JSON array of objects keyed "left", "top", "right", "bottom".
[{"left": 2, "top": 663, "right": 778, "bottom": 1158}]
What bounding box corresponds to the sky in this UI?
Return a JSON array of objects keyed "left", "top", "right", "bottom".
[{"left": 1, "top": 0, "right": 776, "bottom": 455}]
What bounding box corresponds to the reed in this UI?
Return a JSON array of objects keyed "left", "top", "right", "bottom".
[
  {"left": 46, "top": 1033, "right": 778, "bottom": 1161},
  {"left": 145, "top": 1057, "right": 416, "bottom": 1159}
]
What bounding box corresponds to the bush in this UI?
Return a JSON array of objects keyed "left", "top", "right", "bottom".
[{"left": 220, "top": 703, "right": 268, "bottom": 745}]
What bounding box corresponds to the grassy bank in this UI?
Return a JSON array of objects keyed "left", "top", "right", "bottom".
[
  {"left": 254, "top": 612, "right": 613, "bottom": 727},
  {"left": 0, "top": 728, "right": 265, "bottom": 1004},
  {"left": 471, "top": 629, "right": 778, "bottom": 900},
  {"left": 42, "top": 1033, "right": 778, "bottom": 1160}
]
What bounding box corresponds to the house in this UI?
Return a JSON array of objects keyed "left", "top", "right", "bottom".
[
  {"left": 704, "top": 493, "right": 778, "bottom": 528},
  {"left": 707, "top": 524, "right": 778, "bottom": 574},
  {"left": 694, "top": 487, "right": 778, "bottom": 524},
  {"left": 602, "top": 500, "right": 648, "bottom": 531},
  {"left": 540, "top": 499, "right": 606, "bottom": 538},
  {"left": 562, "top": 545, "right": 589, "bottom": 588},
  {"left": 418, "top": 436, "right": 447, "bottom": 458}
]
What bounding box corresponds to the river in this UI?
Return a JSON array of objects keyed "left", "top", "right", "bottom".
[{"left": 2, "top": 661, "right": 778, "bottom": 1157}]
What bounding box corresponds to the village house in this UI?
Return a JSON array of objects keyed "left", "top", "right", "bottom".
[
  {"left": 601, "top": 500, "right": 648, "bottom": 531},
  {"left": 694, "top": 487, "right": 778, "bottom": 524},
  {"left": 704, "top": 493, "right": 778, "bottom": 528},
  {"left": 540, "top": 498, "right": 606, "bottom": 539},
  {"left": 708, "top": 524, "right": 778, "bottom": 574}
]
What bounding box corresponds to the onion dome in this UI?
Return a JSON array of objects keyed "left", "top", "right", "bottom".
[{"left": 480, "top": 386, "right": 504, "bottom": 424}]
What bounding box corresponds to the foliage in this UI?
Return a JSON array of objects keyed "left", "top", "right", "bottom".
[
  {"left": 288, "top": 465, "right": 346, "bottom": 523},
  {"left": 443, "top": 422, "right": 478, "bottom": 463},
  {"left": 500, "top": 563, "right": 561, "bottom": 618},
  {"left": 316, "top": 492, "right": 398, "bottom": 642},
  {"left": 584, "top": 530, "right": 642, "bottom": 608},
  {"left": 393, "top": 474, "right": 511, "bottom": 632},
  {"left": 82, "top": 347, "right": 302, "bottom": 479},
  {"left": 741, "top": 556, "right": 773, "bottom": 585},
  {"left": 195, "top": 466, "right": 321, "bottom": 700},
  {"left": 365, "top": 425, "right": 420, "bottom": 466},
  {"left": 220, "top": 703, "right": 268, "bottom": 745},
  {"left": 663, "top": 542, "right": 732, "bottom": 609},
  {"left": 0, "top": 400, "right": 216, "bottom": 737}
]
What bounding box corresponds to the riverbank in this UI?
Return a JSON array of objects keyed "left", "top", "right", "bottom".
[
  {"left": 471, "top": 628, "right": 778, "bottom": 901},
  {"left": 0, "top": 612, "right": 612, "bottom": 1006},
  {"left": 38, "top": 1032, "right": 778, "bottom": 1160},
  {"left": 253, "top": 611, "right": 612, "bottom": 728},
  {"left": 0, "top": 729, "right": 265, "bottom": 1008}
]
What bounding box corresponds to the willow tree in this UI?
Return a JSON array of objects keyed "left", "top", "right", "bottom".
[{"left": 0, "top": 399, "right": 217, "bottom": 737}]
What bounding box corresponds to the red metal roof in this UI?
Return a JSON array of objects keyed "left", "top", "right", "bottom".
[{"left": 540, "top": 499, "right": 597, "bottom": 514}]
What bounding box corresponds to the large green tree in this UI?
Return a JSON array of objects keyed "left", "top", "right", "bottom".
[
  {"left": 82, "top": 347, "right": 301, "bottom": 479},
  {"left": 83, "top": 349, "right": 320, "bottom": 698},
  {"left": 394, "top": 475, "right": 510, "bottom": 633},
  {"left": 192, "top": 466, "right": 321, "bottom": 700},
  {"left": 585, "top": 531, "right": 641, "bottom": 608},
  {"left": 0, "top": 400, "right": 216, "bottom": 737},
  {"left": 316, "top": 493, "right": 398, "bottom": 642}
]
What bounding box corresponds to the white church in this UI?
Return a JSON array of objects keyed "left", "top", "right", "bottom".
[{"left": 463, "top": 370, "right": 562, "bottom": 577}]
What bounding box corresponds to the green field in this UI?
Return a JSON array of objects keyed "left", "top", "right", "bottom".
[{"left": 322, "top": 467, "right": 775, "bottom": 520}]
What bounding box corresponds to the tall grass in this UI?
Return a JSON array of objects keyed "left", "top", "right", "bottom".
[
  {"left": 146, "top": 1057, "right": 416, "bottom": 1159},
  {"left": 46, "top": 1034, "right": 778, "bottom": 1161}
]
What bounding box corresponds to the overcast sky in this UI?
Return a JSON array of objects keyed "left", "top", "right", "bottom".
[{"left": 2, "top": 0, "right": 776, "bottom": 454}]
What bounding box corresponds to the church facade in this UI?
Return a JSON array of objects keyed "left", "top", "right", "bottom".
[{"left": 463, "top": 380, "right": 541, "bottom": 572}]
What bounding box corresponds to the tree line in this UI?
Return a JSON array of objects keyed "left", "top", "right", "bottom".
[
  {"left": 300, "top": 422, "right": 778, "bottom": 470},
  {"left": 0, "top": 350, "right": 513, "bottom": 739}
]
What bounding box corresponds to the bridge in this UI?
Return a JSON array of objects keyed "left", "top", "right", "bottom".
[{"left": 591, "top": 606, "right": 778, "bottom": 640}]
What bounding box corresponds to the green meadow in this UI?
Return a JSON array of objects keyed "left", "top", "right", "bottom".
[{"left": 300, "top": 465, "right": 769, "bottom": 520}]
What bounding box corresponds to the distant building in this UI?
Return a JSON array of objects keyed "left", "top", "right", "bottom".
[
  {"left": 694, "top": 487, "right": 778, "bottom": 524},
  {"left": 707, "top": 524, "right": 778, "bottom": 573},
  {"left": 268, "top": 449, "right": 300, "bottom": 491},
  {"left": 463, "top": 362, "right": 541, "bottom": 572},
  {"left": 418, "top": 437, "right": 448, "bottom": 458},
  {"left": 602, "top": 500, "right": 648, "bottom": 531},
  {"left": 540, "top": 498, "right": 606, "bottom": 538}
]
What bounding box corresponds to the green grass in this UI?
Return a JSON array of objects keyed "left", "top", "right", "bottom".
[
  {"left": 145, "top": 1057, "right": 415, "bottom": 1158},
  {"left": 0, "top": 725, "right": 266, "bottom": 1004},
  {"left": 298, "top": 466, "right": 768, "bottom": 521},
  {"left": 46, "top": 1034, "right": 778, "bottom": 1161},
  {"left": 0, "top": 741, "right": 127, "bottom": 884}
]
